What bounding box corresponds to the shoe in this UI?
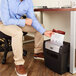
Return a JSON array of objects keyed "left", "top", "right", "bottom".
[
  {"left": 34, "top": 52, "right": 44, "bottom": 60},
  {"left": 15, "top": 65, "right": 27, "bottom": 76}
]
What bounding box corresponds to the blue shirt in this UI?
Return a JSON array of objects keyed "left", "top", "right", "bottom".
[{"left": 0, "top": 0, "right": 46, "bottom": 34}]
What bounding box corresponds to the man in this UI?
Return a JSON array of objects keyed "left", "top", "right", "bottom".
[{"left": 0, "top": 0, "right": 54, "bottom": 76}]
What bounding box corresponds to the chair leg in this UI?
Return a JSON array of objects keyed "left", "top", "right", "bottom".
[
  {"left": 2, "top": 51, "right": 8, "bottom": 64},
  {"left": 2, "top": 39, "right": 9, "bottom": 64}
]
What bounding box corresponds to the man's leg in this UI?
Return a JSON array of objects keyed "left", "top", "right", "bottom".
[
  {"left": 0, "top": 22, "right": 27, "bottom": 76},
  {"left": 20, "top": 24, "right": 44, "bottom": 60},
  {"left": 0, "top": 23, "right": 25, "bottom": 65},
  {"left": 34, "top": 30, "right": 44, "bottom": 53}
]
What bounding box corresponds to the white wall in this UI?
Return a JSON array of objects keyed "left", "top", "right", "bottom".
[
  {"left": 43, "top": 11, "right": 70, "bottom": 42},
  {"left": 0, "top": 0, "right": 1, "bottom": 18},
  {"left": 33, "top": 0, "right": 71, "bottom": 7},
  {"left": 32, "top": 0, "right": 71, "bottom": 42}
]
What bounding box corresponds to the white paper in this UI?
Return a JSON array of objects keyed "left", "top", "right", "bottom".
[{"left": 50, "top": 33, "right": 65, "bottom": 46}]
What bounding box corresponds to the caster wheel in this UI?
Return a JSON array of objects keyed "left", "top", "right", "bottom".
[{"left": 2, "top": 59, "right": 6, "bottom": 64}]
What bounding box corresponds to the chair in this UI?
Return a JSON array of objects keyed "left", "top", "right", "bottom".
[{"left": 0, "top": 31, "right": 27, "bottom": 64}]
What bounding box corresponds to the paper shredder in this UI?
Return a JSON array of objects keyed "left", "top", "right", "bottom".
[{"left": 43, "top": 39, "right": 70, "bottom": 74}]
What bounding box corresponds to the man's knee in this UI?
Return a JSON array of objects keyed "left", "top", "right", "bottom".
[
  {"left": 13, "top": 30, "right": 23, "bottom": 37},
  {"left": 8, "top": 25, "right": 23, "bottom": 37}
]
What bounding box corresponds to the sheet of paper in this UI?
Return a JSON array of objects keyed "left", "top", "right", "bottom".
[{"left": 50, "top": 33, "right": 65, "bottom": 46}]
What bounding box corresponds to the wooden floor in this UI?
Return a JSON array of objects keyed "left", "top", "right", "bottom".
[{"left": 0, "top": 36, "right": 76, "bottom": 76}]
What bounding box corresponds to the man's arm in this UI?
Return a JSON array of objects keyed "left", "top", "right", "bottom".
[
  {"left": 26, "top": 0, "right": 54, "bottom": 37},
  {"left": 1, "top": 0, "right": 25, "bottom": 27},
  {"left": 26, "top": 0, "right": 46, "bottom": 34}
]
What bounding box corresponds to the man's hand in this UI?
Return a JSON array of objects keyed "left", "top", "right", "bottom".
[
  {"left": 25, "top": 18, "right": 32, "bottom": 26},
  {"left": 44, "top": 30, "right": 54, "bottom": 37}
]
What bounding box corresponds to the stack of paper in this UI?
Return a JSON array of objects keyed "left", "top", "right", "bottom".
[{"left": 50, "top": 29, "right": 65, "bottom": 46}]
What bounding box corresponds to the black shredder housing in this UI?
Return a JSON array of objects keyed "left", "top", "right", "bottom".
[{"left": 43, "top": 40, "right": 70, "bottom": 74}]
